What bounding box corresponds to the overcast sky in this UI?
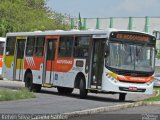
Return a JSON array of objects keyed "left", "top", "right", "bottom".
[{"left": 47, "top": 0, "right": 160, "bottom": 18}]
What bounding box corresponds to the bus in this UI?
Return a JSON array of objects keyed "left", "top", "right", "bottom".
[
  {"left": 0, "top": 37, "right": 5, "bottom": 76},
  {"left": 2, "top": 29, "right": 156, "bottom": 101}
]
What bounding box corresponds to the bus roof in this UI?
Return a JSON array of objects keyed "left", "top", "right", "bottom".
[
  {"left": 6, "top": 29, "right": 108, "bottom": 37},
  {"left": 0, "top": 37, "right": 5, "bottom": 42},
  {"left": 6, "top": 29, "right": 154, "bottom": 37}
]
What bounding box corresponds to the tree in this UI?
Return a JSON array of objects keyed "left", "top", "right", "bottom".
[{"left": 0, "top": 0, "right": 70, "bottom": 37}]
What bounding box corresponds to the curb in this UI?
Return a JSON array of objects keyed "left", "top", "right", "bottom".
[
  {"left": 0, "top": 79, "right": 24, "bottom": 85},
  {"left": 64, "top": 90, "right": 160, "bottom": 119},
  {"left": 64, "top": 101, "right": 144, "bottom": 118},
  {"left": 64, "top": 101, "right": 160, "bottom": 119}
]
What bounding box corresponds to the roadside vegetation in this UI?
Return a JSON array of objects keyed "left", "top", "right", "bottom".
[
  {"left": 144, "top": 87, "right": 160, "bottom": 101},
  {"left": 0, "top": 0, "right": 70, "bottom": 37},
  {"left": 0, "top": 88, "right": 36, "bottom": 101},
  {"left": 156, "top": 51, "right": 160, "bottom": 59}
]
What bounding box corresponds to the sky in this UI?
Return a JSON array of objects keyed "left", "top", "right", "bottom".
[{"left": 47, "top": 0, "right": 160, "bottom": 18}]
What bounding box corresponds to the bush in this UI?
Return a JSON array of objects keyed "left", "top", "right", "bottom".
[{"left": 0, "top": 88, "right": 36, "bottom": 101}]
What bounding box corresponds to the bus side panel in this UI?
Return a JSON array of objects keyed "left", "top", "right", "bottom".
[
  {"left": 2, "top": 56, "right": 14, "bottom": 80},
  {"left": 0, "top": 55, "right": 3, "bottom": 75},
  {"left": 32, "top": 57, "right": 44, "bottom": 84},
  {"left": 30, "top": 70, "right": 43, "bottom": 84},
  {"left": 52, "top": 58, "right": 74, "bottom": 87},
  {"left": 24, "top": 57, "right": 43, "bottom": 70},
  {"left": 24, "top": 56, "right": 44, "bottom": 84},
  {"left": 53, "top": 59, "right": 88, "bottom": 88},
  {"left": 0, "top": 39, "right": 5, "bottom": 75},
  {"left": 54, "top": 58, "right": 74, "bottom": 72}
]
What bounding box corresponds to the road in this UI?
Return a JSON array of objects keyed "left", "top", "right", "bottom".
[
  {"left": 69, "top": 105, "right": 160, "bottom": 120},
  {"left": 0, "top": 80, "right": 154, "bottom": 115}
]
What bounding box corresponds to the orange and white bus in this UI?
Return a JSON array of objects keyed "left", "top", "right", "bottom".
[
  {"left": 2, "top": 29, "right": 156, "bottom": 101},
  {"left": 0, "top": 37, "right": 5, "bottom": 75}
]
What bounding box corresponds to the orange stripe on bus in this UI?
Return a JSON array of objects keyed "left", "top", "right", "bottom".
[
  {"left": 117, "top": 75, "right": 154, "bottom": 83},
  {"left": 55, "top": 58, "right": 74, "bottom": 72},
  {"left": 24, "top": 57, "right": 44, "bottom": 70}
]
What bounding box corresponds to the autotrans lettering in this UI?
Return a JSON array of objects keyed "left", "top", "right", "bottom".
[
  {"left": 57, "top": 60, "right": 73, "bottom": 64},
  {"left": 116, "top": 33, "right": 149, "bottom": 42}
]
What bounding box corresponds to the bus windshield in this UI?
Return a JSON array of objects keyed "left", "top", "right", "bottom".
[{"left": 106, "top": 42, "right": 155, "bottom": 72}]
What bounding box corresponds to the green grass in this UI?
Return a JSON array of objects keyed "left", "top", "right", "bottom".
[
  {"left": 144, "top": 87, "right": 160, "bottom": 101},
  {"left": 0, "top": 88, "right": 36, "bottom": 101}
]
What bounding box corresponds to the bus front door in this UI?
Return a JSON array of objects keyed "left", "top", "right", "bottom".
[
  {"left": 13, "top": 37, "right": 26, "bottom": 81},
  {"left": 43, "top": 36, "right": 58, "bottom": 86},
  {"left": 89, "top": 38, "right": 105, "bottom": 89}
]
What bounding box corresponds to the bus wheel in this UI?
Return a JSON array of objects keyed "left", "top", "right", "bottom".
[
  {"left": 79, "top": 78, "right": 88, "bottom": 99},
  {"left": 25, "top": 73, "right": 41, "bottom": 92},
  {"left": 24, "top": 73, "right": 33, "bottom": 92},
  {"left": 119, "top": 93, "right": 126, "bottom": 101}
]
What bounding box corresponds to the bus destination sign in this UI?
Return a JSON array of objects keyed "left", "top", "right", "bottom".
[
  {"left": 110, "top": 32, "right": 154, "bottom": 42},
  {"left": 116, "top": 33, "right": 149, "bottom": 42}
]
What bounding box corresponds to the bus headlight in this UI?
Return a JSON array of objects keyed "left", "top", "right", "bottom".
[{"left": 146, "top": 80, "right": 153, "bottom": 86}]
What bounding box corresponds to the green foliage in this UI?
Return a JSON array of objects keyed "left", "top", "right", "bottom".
[
  {"left": 0, "top": 88, "right": 36, "bottom": 101},
  {"left": 156, "top": 51, "right": 160, "bottom": 59},
  {"left": 144, "top": 88, "right": 160, "bottom": 101},
  {"left": 0, "top": 0, "right": 70, "bottom": 37}
]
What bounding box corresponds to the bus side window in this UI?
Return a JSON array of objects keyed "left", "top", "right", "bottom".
[
  {"left": 74, "top": 36, "right": 90, "bottom": 58},
  {"left": 6, "top": 37, "right": 16, "bottom": 56},
  {"left": 0, "top": 42, "right": 5, "bottom": 55},
  {"left": 58, "top": 36, "right": 73, "bottom": 58},
  {"left": 26, "top": 37, "right": 35, "bottom": 56},
  {"left": 35, "top": 37, "right": 45, "bottom": 56}
]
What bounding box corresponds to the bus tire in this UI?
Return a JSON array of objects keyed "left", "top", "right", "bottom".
[
  {"left": 24, "top": 72, "right": 33, "bottom": 92},
  {"left": 25, "top": 72, "right": 41, "bottom": 92},
  {"left": 119, "top": 93, "right": 126, "bottom": 101},
  {"left": 79, "top": 78, "right": 88, "bottom": 99}
]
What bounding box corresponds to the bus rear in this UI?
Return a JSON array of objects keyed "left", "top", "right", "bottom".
[
  {"left": 0, "top": 37, "right": 5, "bottom": 76},
  {"left": 102, "top": 31, "right": 156, "bottom": 100}
]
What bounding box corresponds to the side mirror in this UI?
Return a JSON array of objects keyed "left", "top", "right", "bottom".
[{"left": 105, "top": 46, "right": 109, "bottom": 57}]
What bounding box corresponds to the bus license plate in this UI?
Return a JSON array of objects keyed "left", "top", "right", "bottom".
[{"left": 129, "top": 86, "right": 137, "bottom": 91}]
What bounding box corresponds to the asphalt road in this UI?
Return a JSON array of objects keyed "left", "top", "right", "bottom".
[
  {"left": 0, "top": 80, "right": 154, "bottom": 115},
  {"left": 69, "top": 105, "right": 160, "bottom": 120}
]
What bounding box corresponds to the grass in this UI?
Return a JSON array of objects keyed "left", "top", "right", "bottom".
[
  {"left": 144, "top": 87, "right": 160, "bottom": 102},
  {"left": 0, "top": 88, "right": 36, "bottom": 101}
]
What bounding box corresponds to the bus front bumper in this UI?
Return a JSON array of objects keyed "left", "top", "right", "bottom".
[{"left": 101, "top": 76, "right": 153, "bottom": 94}]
